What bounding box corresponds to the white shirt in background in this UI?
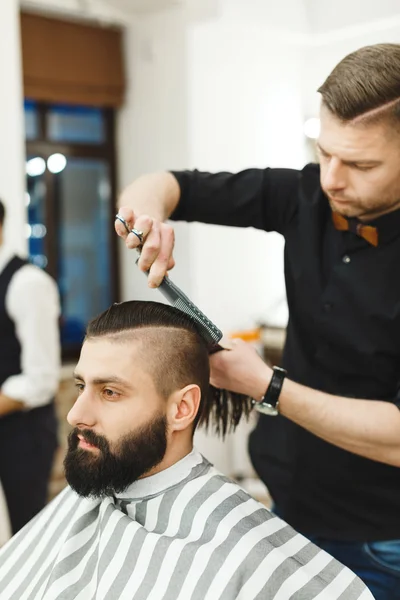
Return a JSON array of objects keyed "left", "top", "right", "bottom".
[{"left": 0, "top": 246, "right": 61, "bottom": 409}]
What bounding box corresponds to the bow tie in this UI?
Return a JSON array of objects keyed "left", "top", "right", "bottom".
[{"left": 332, "top": 212, "right": 379, "bottom": 247}]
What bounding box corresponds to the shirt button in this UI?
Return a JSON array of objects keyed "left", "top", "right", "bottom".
[
  {"left": 342, "top": 255, "right": 351, "bottom": 264},
  {"left": 323, "top": 303, "right": 332, "bottom": 312}
]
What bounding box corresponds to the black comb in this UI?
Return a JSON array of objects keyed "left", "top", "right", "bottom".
[
  {"left": 115, "top": 214, "right": 223, "bottom": 351},
  {"left": 142, "top": 270, "right": 223, "bottom": 353}
]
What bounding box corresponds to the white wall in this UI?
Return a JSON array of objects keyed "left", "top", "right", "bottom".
[
  {"left": 0, "top": 0, "right": 26, "bottom": 255},
  {"left": 305, "top": 0, "right": 400, "bottom": 34},
  {"left": 117, "top": 7, "right": 194, "bottom": 305},
  {"left": 302, "top": 4, "right": 400, "bottom": 121},
  {"left": 223, "top": 0, "right": 309, "bottom": 34},
  {"left": 186, "top": 12, "right": 308, "bottom": 333}
]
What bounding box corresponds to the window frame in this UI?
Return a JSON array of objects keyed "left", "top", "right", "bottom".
[{"left": 25, "top": 101, "right": 120, "bottom": 360}]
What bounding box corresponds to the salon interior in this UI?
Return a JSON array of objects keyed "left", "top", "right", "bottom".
[{"left": 0, "top": 0, "right": 399, "bottom": 547}]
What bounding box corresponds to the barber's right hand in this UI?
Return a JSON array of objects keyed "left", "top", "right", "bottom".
[{"left": 115, "top": 206, "right": 175, "bottom": 288}]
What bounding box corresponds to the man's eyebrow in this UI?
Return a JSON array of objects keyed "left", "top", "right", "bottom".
[
  {"left": 316, "top": 142, "right": 382, "bottom": 165},
  {"left": 73, "top": 373, "right": 133, "bottom": 388}
]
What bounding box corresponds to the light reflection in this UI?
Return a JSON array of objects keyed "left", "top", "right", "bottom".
[
  {"left": 303, "top": 117, "right": 320, "bottom": 139},
  {"left": 47, "top": 153, "right": 67, "bottom": 174},
  {"left": 26, "top": 157, "right": 46, "bottom": 177},
  {"left": 30, "top": 224, "right": 47, "bottom": 239},
  {"left": 31, "top": 255, "right": 48, "bottom": 269}
]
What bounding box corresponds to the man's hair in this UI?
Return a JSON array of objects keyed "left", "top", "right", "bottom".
[
  {"left": 0, "top": 200, "right": 5, "bottom": 227},
  {"left": 86, "top": 301, "right": 252, "bottom": 436},
  {"left": 318, "top": 43, "right": 400, "bottom": 126}
]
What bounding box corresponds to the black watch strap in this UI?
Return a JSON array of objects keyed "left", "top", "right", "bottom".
[
  {"left": 264, "top": 366, "right": 287, "bottom": 408},
  {"left": 253, "top": 366, "right": 287, "bottom": 416}
]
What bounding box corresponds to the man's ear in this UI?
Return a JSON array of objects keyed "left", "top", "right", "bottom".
[{"left": 167, "top": 385, "right": 201, "bottom": 432}]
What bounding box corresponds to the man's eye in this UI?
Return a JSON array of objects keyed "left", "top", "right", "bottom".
[
  {"left": 75, "top": 383, "right": 84, "bottom": 394},
  {"left": 103, "top": 389, "right": 120, "bottom": 399}
]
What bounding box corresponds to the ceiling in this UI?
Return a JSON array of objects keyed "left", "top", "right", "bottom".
[
  {"left": 20, "top": 0, "right": 184, "bottom": 23},
  {"left": 102, "top": 0, "right": 400, "bottom": 30},
  {"left": 20, "top": 0, "right": 400, "bottom": 30},
  {"left": 104, "top": 0, "right": 182, "bottom": 14},
  {"left": 106, "top": 0, "right": 400, "bottom": 24}
]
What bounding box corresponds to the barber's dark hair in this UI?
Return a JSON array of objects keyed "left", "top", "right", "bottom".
[
  {"left": 86, "top": 301, "right": 253, "bottom": 437},
  {"left": 0, "top": 200, "right": 5, "bottom": 227},
  {"left": 318, "top": 44, "right": 400, "bottom": 125}
]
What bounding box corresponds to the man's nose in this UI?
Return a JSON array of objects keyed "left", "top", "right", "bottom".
[
  {"left": 67, "top": 391, "right": 96, "bottom": 429},
  {"left": 322, "top": 157, "right": 347, "bottom": 192}
]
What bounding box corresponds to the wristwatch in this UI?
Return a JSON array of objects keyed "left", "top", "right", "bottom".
[{"left": 253, "top": 366, "right": 287, "bottom": 416}]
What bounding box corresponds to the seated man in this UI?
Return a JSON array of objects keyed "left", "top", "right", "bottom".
[{"left": 0, "top": 301, "right": 373, "bottom": 600}]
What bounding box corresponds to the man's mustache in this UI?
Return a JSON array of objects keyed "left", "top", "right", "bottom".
[{"left": 69, "top": 428, "right": 110, "bottom": 453}]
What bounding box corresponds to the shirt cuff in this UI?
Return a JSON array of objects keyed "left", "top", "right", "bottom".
[
  {"left": 169, "top": 170, "right": 193, "bottom": 222},
  {"left": 1, "top": 375, "right": 56, "bottom": 409}
]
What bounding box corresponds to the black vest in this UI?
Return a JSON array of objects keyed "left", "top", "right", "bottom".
[{"left": 0, "top": 256, "right": 28, "bottom": 386}]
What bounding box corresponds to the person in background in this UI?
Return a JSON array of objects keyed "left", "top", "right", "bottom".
[
  {"left": 0, "top": 300, "right": 373, "bottom": 600},
  {"left": 115, "top": 43, "right": 400, "bottom": 599},
  {"left": 0, "top": 200, "right": 60, "bottom": 533}
]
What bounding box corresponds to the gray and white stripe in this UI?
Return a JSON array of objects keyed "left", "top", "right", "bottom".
[{"left": 0, "top": 451, "right": 374, "bottom": 599}]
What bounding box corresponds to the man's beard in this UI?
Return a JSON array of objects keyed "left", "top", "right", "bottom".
[
  {"left": 64, "top": 414, "right": 168, "bottom": 498},
  {"left": 326, "top": 192, "right": 400, "bottom": 221}
]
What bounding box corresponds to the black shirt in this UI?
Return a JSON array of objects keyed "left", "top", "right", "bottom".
[{"left": 171, "top": 163, "right": 400, "bottom": 541}]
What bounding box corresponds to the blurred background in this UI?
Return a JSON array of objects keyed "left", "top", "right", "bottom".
[{"left": 1, "top": 0, "right": 400, "bottom": 503}]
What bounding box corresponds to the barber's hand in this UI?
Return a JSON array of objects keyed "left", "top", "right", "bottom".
[
  {"left": 115, "top": 206, "right": 175, "bottom": 288},
  {"left": 210, "top": 338, "right": 272, "bottom": 400}
]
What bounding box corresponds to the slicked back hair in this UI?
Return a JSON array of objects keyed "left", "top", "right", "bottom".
[
  {"left": 86, "top": 301, "right": 252, "bottom": 437},
  {"left": 318, "top": 44, "right": 400, "bottom": 127}
]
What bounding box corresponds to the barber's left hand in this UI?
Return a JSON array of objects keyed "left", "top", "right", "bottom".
[{"left": 209, "top": 339, "right": 272, "bottom": 400}]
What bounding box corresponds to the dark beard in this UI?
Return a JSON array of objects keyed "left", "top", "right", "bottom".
[{"left": 63, "top": 414, "right": 168, "bottom": 498}]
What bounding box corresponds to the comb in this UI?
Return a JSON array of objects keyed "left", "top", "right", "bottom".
[
  {"left": 141, "top": 266, "right": 223, "bottom": 352},
  {"left": 115, "top": 214, "right": 223, "bottom": 351},
  {"left": 150, "top": 272, "right": 223, "bottom": 346}
]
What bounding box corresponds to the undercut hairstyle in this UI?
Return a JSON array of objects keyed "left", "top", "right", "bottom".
[
  {"left": 0, "top": 200, "right": 5, "bottom": 227},
  {"left": 86, "top": 301, "right": 253, "bottom": 437},
  {"left": 318, "top": 43, "right": 400, "bottom": 127}
]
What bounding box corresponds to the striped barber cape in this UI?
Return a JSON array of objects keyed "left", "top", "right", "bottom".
[{"left": 0, "top": 449, "right": 373, "bottom": 600}]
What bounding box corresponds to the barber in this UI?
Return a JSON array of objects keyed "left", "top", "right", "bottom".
[{"left": 115, "top": 43, "right": 400, "bottom": 599}]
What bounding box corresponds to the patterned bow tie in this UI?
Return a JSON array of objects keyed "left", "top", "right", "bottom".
[{"left": 332, "top": 212, "right": 379, "bottom": 247}]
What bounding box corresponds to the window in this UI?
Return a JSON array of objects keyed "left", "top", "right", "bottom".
[{"left": 25, "top": 101, "right": 119, "bottom": 359}]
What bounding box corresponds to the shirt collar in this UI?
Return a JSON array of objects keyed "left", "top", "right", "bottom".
[
  {"left": 327, "top": 195, "right": 400, "bottom": 247},
  {"left": 366, "top": 207, "right": 400, "bottom": 245},
  {"left": 114, "top": 447, "right": 205, "bottom": 500}
]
